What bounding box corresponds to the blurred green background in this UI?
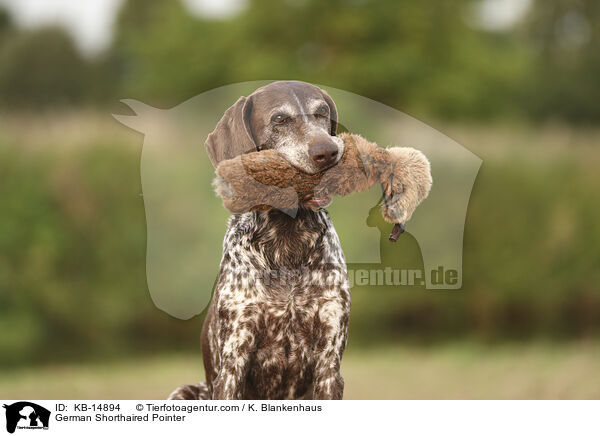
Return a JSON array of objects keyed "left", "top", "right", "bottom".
[{"left": 1, "top": 0, "right": 600, "bottom": 399}]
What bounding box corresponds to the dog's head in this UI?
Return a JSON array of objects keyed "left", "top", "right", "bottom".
[{"left": 205, "top": 81, "right": 343, "bottom": 175}]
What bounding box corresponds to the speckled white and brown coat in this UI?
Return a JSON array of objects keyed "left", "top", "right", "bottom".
[{"left": 170, "top": 208, "right": 350, "bottom": 400}]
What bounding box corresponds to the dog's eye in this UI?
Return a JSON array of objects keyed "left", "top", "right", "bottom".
[
  {"left": 272, "top": 114, "right": 290, "bottom": 124},
  {"left": 315, "top": 106, "right": 329, "bottom": 118}
]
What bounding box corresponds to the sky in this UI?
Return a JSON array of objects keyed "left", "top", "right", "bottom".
[
  {"left": 0, "top": 0, "right": 529, "bottom": 57},
  {"left": 0, "top": 0, "right": 246, "bottom": 56}
]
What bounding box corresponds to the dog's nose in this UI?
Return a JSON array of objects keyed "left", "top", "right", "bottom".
[{"left": 309, "top": 141, "right": 338, "bottom": 167}]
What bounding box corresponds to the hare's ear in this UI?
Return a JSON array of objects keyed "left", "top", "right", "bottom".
[
  {"left": 320, "top": 88, "right": 338, "bottom": 136},
  {"left": 205, "top": 96, "right": 257, "bottom": 167}
]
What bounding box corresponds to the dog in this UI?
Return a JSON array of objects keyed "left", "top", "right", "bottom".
[{"left": 169, "top": 81, "right": 353, "bottom": 400}]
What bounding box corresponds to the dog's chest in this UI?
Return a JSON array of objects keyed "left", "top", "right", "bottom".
[
  {"left": 216, "top": 209, "right": 349, "bottom": 399},
  {"left": 246, "top": 282, "right": 336, "bottom": 399},
  {"left": 224, "top": 255, "right": 347, "bottom": 399}
]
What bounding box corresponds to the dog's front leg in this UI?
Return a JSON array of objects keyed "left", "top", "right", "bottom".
[
  {"left": 312, "top": 301, "right": 348, "bottom": 400},
  {"left": 313, "top": 355, "right": 344, "bottom": 400},
  {"left": 212, "top": 325, "right": 255, "bottom": 400}
]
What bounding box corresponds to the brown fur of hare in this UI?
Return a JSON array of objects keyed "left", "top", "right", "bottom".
[{"left": 213, "top": 133, "right": 432, "bottom": 228}]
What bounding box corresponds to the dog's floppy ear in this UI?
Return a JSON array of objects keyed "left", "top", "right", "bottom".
[
  {"left": 205, "top": 96, "right": 256, "bottom": 167},
  {"left": 320, "top": 89, "right": 338, "bottom": 136}
]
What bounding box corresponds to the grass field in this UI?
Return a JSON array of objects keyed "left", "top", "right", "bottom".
[{"left": 2, "top": 342, "right": 600, "bottom": 400}]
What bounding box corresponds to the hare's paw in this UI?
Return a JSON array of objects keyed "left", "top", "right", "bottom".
[{"left": 381, "top": 147, "right": 432, "bottom": 224}]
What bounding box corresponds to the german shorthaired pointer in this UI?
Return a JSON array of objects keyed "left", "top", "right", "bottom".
[{"left": 169, "top": 81, "right": 352, "bottom": 400}]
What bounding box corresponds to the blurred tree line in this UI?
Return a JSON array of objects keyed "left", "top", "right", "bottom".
[
  {"left": 0, "top": 0, "right": 599, "bottom": 123},
  {"left": 2, "top": 130, "right": 600, "bottom": 367}
]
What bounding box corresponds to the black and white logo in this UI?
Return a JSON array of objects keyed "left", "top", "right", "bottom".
[{"left": 3, "top": 402, "right": 50, "bottom": 434}]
